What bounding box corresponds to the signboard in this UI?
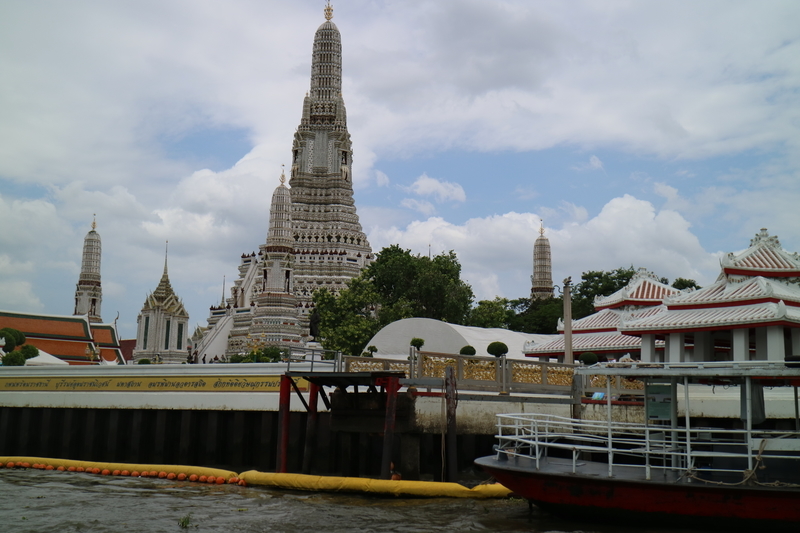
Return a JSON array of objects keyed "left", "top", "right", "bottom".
[
  {"left": 0, "top": 375, "right": 307, "bottom": 393},
  {"left": 645, "top": 383, "right": 672, "bottom": 421}
]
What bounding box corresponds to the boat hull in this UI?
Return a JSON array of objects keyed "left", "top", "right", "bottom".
[{"left": 477, "top": 455, "right": 800, "bottom": 530}]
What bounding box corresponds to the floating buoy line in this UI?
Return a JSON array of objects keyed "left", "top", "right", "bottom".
[{"left": 0, "top": 456, "right": 510, "bottom": 499}]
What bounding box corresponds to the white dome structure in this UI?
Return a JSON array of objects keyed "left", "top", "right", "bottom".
[{"left": 365, "top": 317, "right": 555, "bottom": 360}]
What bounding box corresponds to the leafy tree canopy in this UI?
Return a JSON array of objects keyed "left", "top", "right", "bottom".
[
  {"left": 571, "top": 267, "right": 637, "bottom": 319},
  {"left": 487, "top": 341, "right": 508, "bottom": 357},
  {"left": 19, "top": 344, "right": 39, "bottom": 359},
  {"left": 313, "top": 246, "right": 474, "bottom": 355},
  {"left": 672, "top": 277, "right": 701, "bottom": 290},
  {"left": 466, "top": 297, "right": 514, "bottom": 329}
]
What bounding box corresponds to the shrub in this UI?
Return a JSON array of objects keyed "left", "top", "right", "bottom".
[
  {"left": 2, "top": 351, "right": 26, "bottom": 366},
  {"left": 0, "top": 329, "right": 18, "bottom": 353},
  {"left": 19, "top": 344, "right": 39, "bottom": 360},
  {"left": 137, "top": 358, "right": 151, "bottom": 364},
  {"left": 410, "top": 338, "right": 425, "bottom": 350},
  {"left": 579, "top": 352, "right": 598, "bottom": 366},
  {"left": 487, "top": 341, "right": 508, "bottom": 358},
  {"left": 459, "top": 345, "right": 476, "bottom": 355},
  {"left": 0, "top": 328, "right": 25, "bottom": 347}
]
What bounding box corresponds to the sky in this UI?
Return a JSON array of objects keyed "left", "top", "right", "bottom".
[{"left": 1, "top": 0, "right": 799, "bottom": 340}]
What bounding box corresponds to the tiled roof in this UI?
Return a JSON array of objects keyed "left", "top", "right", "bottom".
[
  {"left": 619, "top": 302, "right": 800, "bottom": 333},
  {"left": 25, "top": 338, "right": 94, "bottom": 361},
  {"left": 666, "top": 276, "right": 800, "bottom": 308},
  {"left": 720, "top": 229, "right": 800, "bottom": 275},
  {"left": 525, "top": 332, "right": 661, "bottom": 354},
  {"left": 560, "top": 305, "right": 666, "bottom": 333},
  {"left": 0, "top": 311, "right": 92, "bottom": 340},
  {"left": 594, "top": 268, "right": 680, "bottom": 310}
]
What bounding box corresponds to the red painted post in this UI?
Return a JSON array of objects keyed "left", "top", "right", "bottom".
[
  {"left": 276, "top": 374, "right": 292, "bottom": 473},
  {"left": 380, "top": 376, "right": 399, "bottom": 479}
]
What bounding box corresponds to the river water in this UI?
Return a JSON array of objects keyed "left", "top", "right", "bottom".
[{"left": 1, "top": 469, "right": 707, "bottom": 533}]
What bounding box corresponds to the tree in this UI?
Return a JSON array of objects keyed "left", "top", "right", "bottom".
[
  {"left": 0, "top": 328, "right": 21, "bottom": 353},
  {"left": 362, "top": 245, "right": 474, "bottom": 324},
  {"left": 312, "top": 245, "right": 474, "bottom": 355},
  {"left": 313, "top": 280, "right": 381, "bottom": 357},
  {"left": 137, "top": 358, "right": 151, "bottom": 364},
  {"left": 466, "top": 297, "right": 514, "bottom": 329},
  {"left": 459, "top": 345, "right": 476, "bottom": 355},
  {"left": 410, "top": 338, "right": 425, "bottom": 350},
  {"left": 672, "top": 278, "right": 700, "bottom": 290},
  {"left": 579, "top": 352, "right": 598, "bottom": 365},
  {"left": 487, "top": 341, "right": 508, "bottom": 358},
  {"left": 0, "top": 328, "right": 25, "bottom": 347},
  {"left": 1, "top": 351, "right": 25, "bottom": 366},
  {"left": 19, "top": 344, "right": 39, "bottom": 359},
  {"left": 572, "top": 267, "right": 637, "bottom": 319},
  {"left": 507, "top": 296, "right": 564, "bottom": 334}
]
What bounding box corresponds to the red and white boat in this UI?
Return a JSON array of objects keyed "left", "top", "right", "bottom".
[{"left": 476, "top": 361, "right": 800, "bottom": 530}]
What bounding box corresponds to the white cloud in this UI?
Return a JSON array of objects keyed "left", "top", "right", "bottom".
[
  {"left": 375, "top": 170, "right": 390, "bottom": 187},
  {"left": 407, "top": 173, "right": 466, "bottom": 203},
  {"left": 370, "top": 195, "right": 720, "bottom": 302},
  {"left": 400, "top": 198, "right": 436, "bottom": 216}
]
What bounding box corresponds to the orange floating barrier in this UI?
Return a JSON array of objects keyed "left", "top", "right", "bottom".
[
  {"left": 189, "top": 474, "right": 198, "bottom": 482},
  {"left": 177, "top": 473, "right": 186, "bottom": 481}
]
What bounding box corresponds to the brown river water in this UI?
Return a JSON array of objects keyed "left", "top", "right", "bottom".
[{"left": 0, "top": 469, "right": 710, "bottom": 533}]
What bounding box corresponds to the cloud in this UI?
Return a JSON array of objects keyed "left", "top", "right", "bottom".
[
  {"left": 369, "top": 195, "right": 720, "bottom": 301},
  {"left": 400, "top": 198, "right": 436, "bottom": 216},
  {"left": 572, "top": 155, "right": 605, "bottom": 172},
  {"left": 375, "top": 170, "right": 390, "bottom": 187},
  {"left": 407, "top": 173, "right": 466, "bottom": 203}
]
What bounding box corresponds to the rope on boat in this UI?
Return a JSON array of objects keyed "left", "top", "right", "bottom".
[{"left": 681, "top": 439, "right": 800, "bottom": 488}]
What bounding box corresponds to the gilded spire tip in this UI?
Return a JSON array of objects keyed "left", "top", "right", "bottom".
[
  {"left": 280, "top": 164, "right": 286, "bottom": 185},
  {"left": 539, "top": 219, "right": 545, "bottom": 236},
  {"left": 324, "top": 1, "right": 333, "bottom": 21},
  {"left": 91, "top": 214, "right": 96, "bottom": 231}
]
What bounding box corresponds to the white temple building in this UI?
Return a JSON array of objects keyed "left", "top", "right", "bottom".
[
  {"left": 621, "top": 229, "right": 800, "bottom": 362},
  {"left": 133, "top": 248, "right": 190, "bottom": 364},
  {"left": 524, "top": 268, "right": 681, "bottom": 361}
]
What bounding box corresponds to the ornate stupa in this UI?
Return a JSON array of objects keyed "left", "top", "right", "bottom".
[
  {"left": 531, "top": 221, "right": 554, "bottom": 300},
  {"left": 73, "top": 216, "right": 103, "bottom": 322}
]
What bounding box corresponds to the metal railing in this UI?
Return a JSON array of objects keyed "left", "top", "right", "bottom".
[{"left": 494, "top": 412, "right": 800, "bottom": 483}]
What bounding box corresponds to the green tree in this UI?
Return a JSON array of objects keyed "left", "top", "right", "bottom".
[
  {"left": 672, "top": 278, "right": 700, "bottom": 290},
  {"left": 313, "top": 245, "right": 474, "bottom": 355},
  {"left": 487, "top": 341, "right": 508, "bottom": 357},
  {"left": 459, "top": 345, "right": 476, "bottom": 355},
  {"left": 466, "top": 297, "right": 513, "bottom": 329},
  {"left": 2, "top": 351, "right": 26, "bottom": 366},
  {"left": 572, "top": 267, "right": 637, "bottom": 319},
  {"left": 137, "top": 358, "right": 151, "bottom": 364},
  {"left": 507, "top": 297, "right": 564, "bottom": 334},
  {"left": 19, "top": 344, "right": 39, "bottom": 359},
  {"left": 362, "top": 245, "right": 474, "bottom": 324},
  {"left": 0, "top": 328, "right": 21, "bottom": 352},
  {"left": 314, "top": 279, "right": 381, "bottom": 357}
]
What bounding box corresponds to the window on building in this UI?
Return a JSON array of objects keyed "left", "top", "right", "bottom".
[
  {"left": 164, "top": 319, "right": 171, "bottom": 350},
  {"left": 177, "top": 323, "right": 184, "bottom": 351},
  {"left": 143, "top": 316, "right": 149, "bottom": 350}
]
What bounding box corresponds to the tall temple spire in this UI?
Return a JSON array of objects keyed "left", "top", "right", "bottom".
[
  {"left": 531, "top": 220, "right": 554, "bottom": 300},
  {"left": 288, "top": 4, "right": 372, "bottom": 333},
  {"left": 74, "top": 216, "right": 103, "bottom": 322}
]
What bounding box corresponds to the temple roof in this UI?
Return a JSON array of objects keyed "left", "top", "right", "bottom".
[
  {"left": 594, "top": 268, "right": 681, "bottom": 310},
  {"left": 720, "top": 228, "right": 800, "bottom": 277},
  {"left": 619, "top": 301, "right": 800, "bottom": 335},
  {"left": 142, "top": 253, "right": 188, "bottom": 317},
  {"left": 559, "top": 305, "right": 666, "bottom": 333},
  {"left": 524, "top": 332, "right": 662, "bottom": 355},
  {"left": 666, "top": 276, "right": 800, "bottom": 309}
]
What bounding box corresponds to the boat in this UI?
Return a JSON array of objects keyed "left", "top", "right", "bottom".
[{"left": 475, "top": 361, "right": 800, "bottom": 530}]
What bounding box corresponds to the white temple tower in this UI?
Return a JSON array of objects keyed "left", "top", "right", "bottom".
[
  {"left": 225, "top": 171, "right": 303, "bottom": 356},
  {"left": 133, "top": 246, "right": 190, "bottom": 363},
  {"left": 289, "top": 2, "right": 372, "bottom": 330},
  {"left": 531, "top": 222, "right": 554, "bottom": 300},
  {"left": 73, "top": 217, "right": 103, "bottom": 322}
]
